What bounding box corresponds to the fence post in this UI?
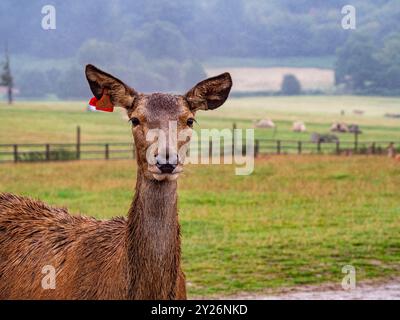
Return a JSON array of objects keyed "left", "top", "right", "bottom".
[
  {"left": 255, "top": 139, "right": 259, "bottom": 158},
  {"left": 298, "top": 141, "right": 302, "bottom": 155},
  {"left": 13, "top": 144, "right": 18, "bottom": 163},
  {"left": 317, "top": 141, "right": 321, "bottom": 153},
  {"left": 336, "top": 141, "right": 340, "bottom": 155},
  {"left": 277, "top": 140, "right": 281, "bottom": 154},
  {"left": 45, "top": 144, "right": 50, "bottom": 161},
  {"left": 76, "top": 126, "right": 81, "bottom": 160},
  {"left": 354, "top": 131, "right": 359, "bottom": 153},
  {"left": 372, "top": 142, "right": 376, "bottom": 154},
  {"left": 105, "top": 144, "right": 109, "bottom": 160},
  {"left": 209, "top": 140, "right": 213, "bottom": 158}
]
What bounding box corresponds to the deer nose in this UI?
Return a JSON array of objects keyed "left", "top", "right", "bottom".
[
  {"left": 155, "top": 152, "right": 179, "bottom": 174},
  {"left": 156, "top": 163, "right": 177, "bottom": 174}
]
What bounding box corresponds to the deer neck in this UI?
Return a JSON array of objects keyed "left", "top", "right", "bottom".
[{"left": 126, "top": 170, "right": 181, "bottom": 299}]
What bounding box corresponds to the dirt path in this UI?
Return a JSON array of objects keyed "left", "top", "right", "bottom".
[{"left": 221, "top": 279, "right": 400, "bottom": 300}]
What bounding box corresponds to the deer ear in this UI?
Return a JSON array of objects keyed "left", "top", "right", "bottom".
[
  {"left": 85, "top": 64, "right": 137, "bottom": 108},
  {"left": 185, "top": 73, "right": 232, "bottom": 111}
]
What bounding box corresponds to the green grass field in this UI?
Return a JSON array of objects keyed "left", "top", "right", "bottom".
[
  {"left": 0, "top": 97, "right": 400, "bottom": 297},
  {"left": 0, "top": 157, "right": 399, "bottom": 297},
  {"left": 0, "top": 96, "right": 400, "bottom": 145}
]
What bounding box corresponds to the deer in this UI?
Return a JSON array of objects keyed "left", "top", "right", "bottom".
[{"left": 0, "top": 64, "right": 232, "bottom": 299}]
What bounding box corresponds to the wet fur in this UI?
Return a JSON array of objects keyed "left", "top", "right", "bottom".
[
  {"left": 0, "top": 173, "right": 185, "bottom": 300},
  {"left": 0, "top": 193, "right": 129, "bottom": 299}
]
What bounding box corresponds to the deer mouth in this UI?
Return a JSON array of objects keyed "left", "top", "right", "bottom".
[
  {"left": 148, "top": 165, "right": 183, "bottom": 181},
  {"left": 153, "top": 173, "right": 179, "bottom": 181}
]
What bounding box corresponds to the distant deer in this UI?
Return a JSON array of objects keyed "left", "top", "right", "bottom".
[{"left": 0, "top": 64, "right": 232, "bottom": 299}]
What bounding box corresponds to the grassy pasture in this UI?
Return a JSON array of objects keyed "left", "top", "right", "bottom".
[
  {"left": 0, "top": 96, "right": 400, "bottom": 145},
  {"left": 0, "top": 157, "right": 399, "bottom": 296},
  {"left": 0, "top": 97, "right": 400, "bottom": 296}
]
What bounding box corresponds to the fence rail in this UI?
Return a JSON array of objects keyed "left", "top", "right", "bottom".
[
  {"left": 0, "top": 139, "right": 397, "bottom": 164},
  {"left": 0, "top": 142, "right": 135, "bottom": 163}
]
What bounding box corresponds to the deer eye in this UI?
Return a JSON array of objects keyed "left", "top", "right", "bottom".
[
  {"left": 186, "top": 118, "right": 195, "bottom": 128},
  {"left": 130, "top": 117, "right": 140, "bottom": 127}
]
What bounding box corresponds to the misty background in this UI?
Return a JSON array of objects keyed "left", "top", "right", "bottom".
[{"left": 0, "top": 0, "right": 400, "bottom": 99}]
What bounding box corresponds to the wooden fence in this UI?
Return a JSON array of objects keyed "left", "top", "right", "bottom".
[{"left": 0, "top": 139, "right": 396, "bottom": 163}]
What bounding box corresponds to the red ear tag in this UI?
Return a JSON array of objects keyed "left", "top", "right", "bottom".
[
  {"left": 95, "top": 92, "right": 114, "bottom": 112},
  {"left": 87, "top": 89, "right": 114, "bottom": 112},
  {"left": 88, "top": 96, "right": 98, "bottom": 107}
]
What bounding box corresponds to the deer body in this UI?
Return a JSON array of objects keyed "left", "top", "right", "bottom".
[
  {"left": 0, "top": 65, "right": 232, "bottom": 300},
  {"left": 0, "top": 175, "right": 184, "bottom": 299}
]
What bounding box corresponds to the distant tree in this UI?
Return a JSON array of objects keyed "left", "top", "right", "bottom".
[
  {"left": 335, "top": 35, "right": 382, "bottom": 94},
  {"left": 1, "top": 46, "right": 13, "bottom": 104},
  {"left": 128, "top": 21, "right": 192, "bottom": 61},
  {"left": 334, "top": 32, "right": 400, "bottom": 95},
  {"left": 77, "top": 39, "right": 118, "bottom": 68},
  {"left": 377, "top": 33, "right": 400, "bottom": 93},
  {"left": 281, "top": 74, "right": 301, "bottom": 95}
]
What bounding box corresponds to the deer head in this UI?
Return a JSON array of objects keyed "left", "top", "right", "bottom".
[{"left": 85, "top": 64, "right": 232, "bottom": 182}]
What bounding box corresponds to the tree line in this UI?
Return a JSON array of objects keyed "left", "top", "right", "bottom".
[{"left": 0, "top": 0, "right": 399, "bottom": 98}]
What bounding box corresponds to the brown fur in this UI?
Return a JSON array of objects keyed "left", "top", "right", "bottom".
[
  {"left": 0, "top": 64, "right": 232, "bottom": 300},
  {"left": 0, "top": 193, "right": 130, "bottom": 299}
]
